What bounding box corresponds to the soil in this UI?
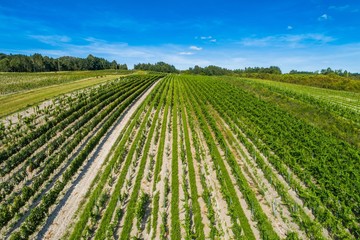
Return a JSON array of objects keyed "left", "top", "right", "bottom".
[{"left": 39, "top": 80, "right": 160, "bottom": 240}]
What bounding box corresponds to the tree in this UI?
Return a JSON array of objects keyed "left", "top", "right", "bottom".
[
  {"left": 111, "top": 60, "right": 118, "bottom": 69},
  {"left": 0, "top": 53, "right": 126, "bottom": 72},
  {"left": 32, "top": 53, "right": 45, "bottom": 72},
  {"left": 0, "top": 58, "right": 10, "bottom": 72},
  {"left": 134, "top": 62, "right": 178, "bottom": 73}
]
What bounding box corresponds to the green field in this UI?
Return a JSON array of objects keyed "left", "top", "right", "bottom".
[
  {"left": 241, "top": 77, "right": 360, "bottom": 111},
  {"left": 0, "top": 71, "right": 134, "bottom": 118},
  {"left": 223, "top": 76, "right": 360, "bottom": 147},
  {"left": 0, "top": 70, "right": 133, "bottom": 95},
  {"left": 0, "top": 73, "right": 359, "bottom": 240}
]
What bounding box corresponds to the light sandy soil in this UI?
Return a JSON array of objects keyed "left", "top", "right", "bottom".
[
  {"left": 207, "top": 106, "right": 303, "bottom": 238},
  {"left": 0, "top": 80, "right": 120, "bottom": 154},
  {"left": 39, "top": 80, "right": 160, "bottom": 240},
  {"left": 0, "top": 84, "right": 110, "bottom": 183},
  {"left": 154, "top": 107, "right": 172, "bottom": 239},
  {"left": 0, "top": 86, "right": 92, "bottom": 128},
  {"left": 83, "top": 104, "right": 148, "bottom": 238},
  {"left": 183, "top": 109, "right": 211, "bottom": 236},
  {"left": 137, "top": 116, "right": 162, "bottom": 239},
  {"left": 0, "top": 77, "right": 113, "bottom": 125},
  {"left": 0, "top": 101, "right": 56, "bottom": 167},
  {"left": 1, "top": 98, "right": 100, "bottom": 192},
  {"left": 2, "top": 100, "right": 122, "bottom": 238},
  {"left": 111, "top": 132, "right": 146, "bottom": 236},
  {"left": 145, "top": 105, "right": 169, "bottom": 239},
  {"left": 177, "top": 113, "right": 188, "bottom": 238},
  {"left": 216, "top": 114, "right": 306, "bottom": 238},
  {"left": 1, "top": 99, "right": 55, "bottom": 126},
  {"left": 2, "top": 82, "right": 131, "bottom": 238},
  {"left": 199, "top": 107, "right": 260, "bottom": 239},
  {"left": 233, "top": 124, "right": 314, "bottom": 214},
  {"left": 233, "top": 138, "right": 308, "bottom": 238},
  {"left": 100, "top": 103, "right": 156, "bottom": 238},
  {"left": 230, "top": 118, "right": 330, "bottom": 238},
  {"left": 193, "top": 123, "right": 234, "bottom": 239},
  {"left": 215, "top": 140, "right": 262, "bottom": 239},
  {"left": 129, "top": 112, "right": 161, "bottom": 238}
]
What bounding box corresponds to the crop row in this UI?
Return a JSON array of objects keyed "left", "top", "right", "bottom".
[
  {"left": 1, "top": 74, "right": 162, "bottom": 239},
  {"left": 6, "top": 74, "right": 358, "bottom": 239},
  {"left": 68, "top": 76, "right": 169, "bottom": 239},
  {"left": 185, "top": 75, "right": 359, "bottom": 239}
]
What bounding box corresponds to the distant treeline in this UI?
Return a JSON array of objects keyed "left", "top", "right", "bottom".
[
  {"left": 131, "top": 62, "right": 360, "bottom": 91},
  {"left": 0, "top": 53, "right": 127, "bottom": 72},
  {"left": 184, "top": 65, "right": 282, "bottom": 75},
  {"left": 184, "top": 65, "right": 360, "bottom": 79},
  {"left": 289, "top": 67, "right": 360, "bottom": 78},
  {"left": 134, "top": 63, "right": 283, "bottom": 75},
  {"left": 134, "top": 62, "right": 179, "bottom": 73}
]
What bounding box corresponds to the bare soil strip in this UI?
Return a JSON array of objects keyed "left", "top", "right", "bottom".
[
  {"left": 176, "top": 112, "right": 186, "bottom": 238},
  {"left": 154, "top": 106, "right": 172, "bottom": 239},
  {"left": 192, "top": 122, "right": 234, "bottom": 239},
  {"left": 213, "top": 135, "right": 262, "bottom": 239},
  {"left": 138, "top": 112, "right": 163, "bottom": 238},
  {"left": 187, "top": 133, "right": 211, "bottom": 236},
  {"left": 39, "top": 79, "right": 160, "bottom": 240}
]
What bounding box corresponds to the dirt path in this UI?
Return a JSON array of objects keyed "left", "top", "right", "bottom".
[
  {"left": 39, "top": 79, "right": 160, "bottom": 240},
  {"left": 192, "top": 123, "right": 233, "bottom": 239},
  {"left": 138, "top": 108, "right": 164, "bottom": 239},
  {"left": 154, "top": 106, "right": 172, "bottom": 239}
]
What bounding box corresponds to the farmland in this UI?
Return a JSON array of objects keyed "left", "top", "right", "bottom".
[
  {"left": 0, "top": 70, "right": 134, "bottom": 118},
  {"left": 0, "top": 74, "right": 359, "bottom": 239}
]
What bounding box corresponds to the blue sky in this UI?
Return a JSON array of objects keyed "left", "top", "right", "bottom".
[{"left": 0, "top": 0, "right": 359, "bottom": 72}]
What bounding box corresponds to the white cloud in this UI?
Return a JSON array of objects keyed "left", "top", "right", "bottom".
[
  {"left": 29, "top": 35, "right": 71, "bottom": 45},
  {"left": 190, "top": 46, "right": 202, "bottom": 51},
  {"left": 9, "top": 36, "right": 360, "bottom": 73},
  {"left": 178, "top": 52, "right": 194, "bottom": 55},
  {"left": 240, "top": 33, "right": 334, "bottom": 48},
  {"left": 329, "top": 5, "right": 350, "bottom": 11},
  {"left": 318, "top": 14, "right": 329, "bottom": 21},
  {"left": 287, "top": 26, "right": 293, "bottom": 30},
  {"left": 198, "top": 36, "right": 217, "bottom": 43},
  {"left": 84, "top": 37, "right": 108, "bottom": 43}
]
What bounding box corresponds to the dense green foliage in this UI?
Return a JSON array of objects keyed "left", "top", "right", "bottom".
[
  {"left": 234, "top": 66, "right": 282, "bottom": 74},
  {"left": 184, "top": 64, "right": 360, "bottom": 92},
  {"left": 290, "top": 67, "right": 360, "bottom": 79},
  {"left": 185, "top": 65, "right": 282, "bottom": 75},
  {"left": 185, "top": 75, "right": 360, "bottom": 239},
  {"left": 0, "top": 53, "right": 127, "bottom": 72},
  {"left": 224, "top": 77, "right": 360, "bottom": 147},
  {"left": 186, "top": 65, "right": 232, "bottom": 75},
  {"left": 134, "top": 62, "right": 178, "bottom": 73}
]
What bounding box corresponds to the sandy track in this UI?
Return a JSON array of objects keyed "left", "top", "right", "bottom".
[
  {"left": 38, "top": 79, "right": 160, "bottom": 240},
  {"left": 154, "top": 106, "right": 172, "bottom": 239}
]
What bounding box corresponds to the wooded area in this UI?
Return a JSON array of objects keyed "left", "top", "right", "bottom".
[{"left": 0, "top": 53, "right": 127, "bottom": 72}]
